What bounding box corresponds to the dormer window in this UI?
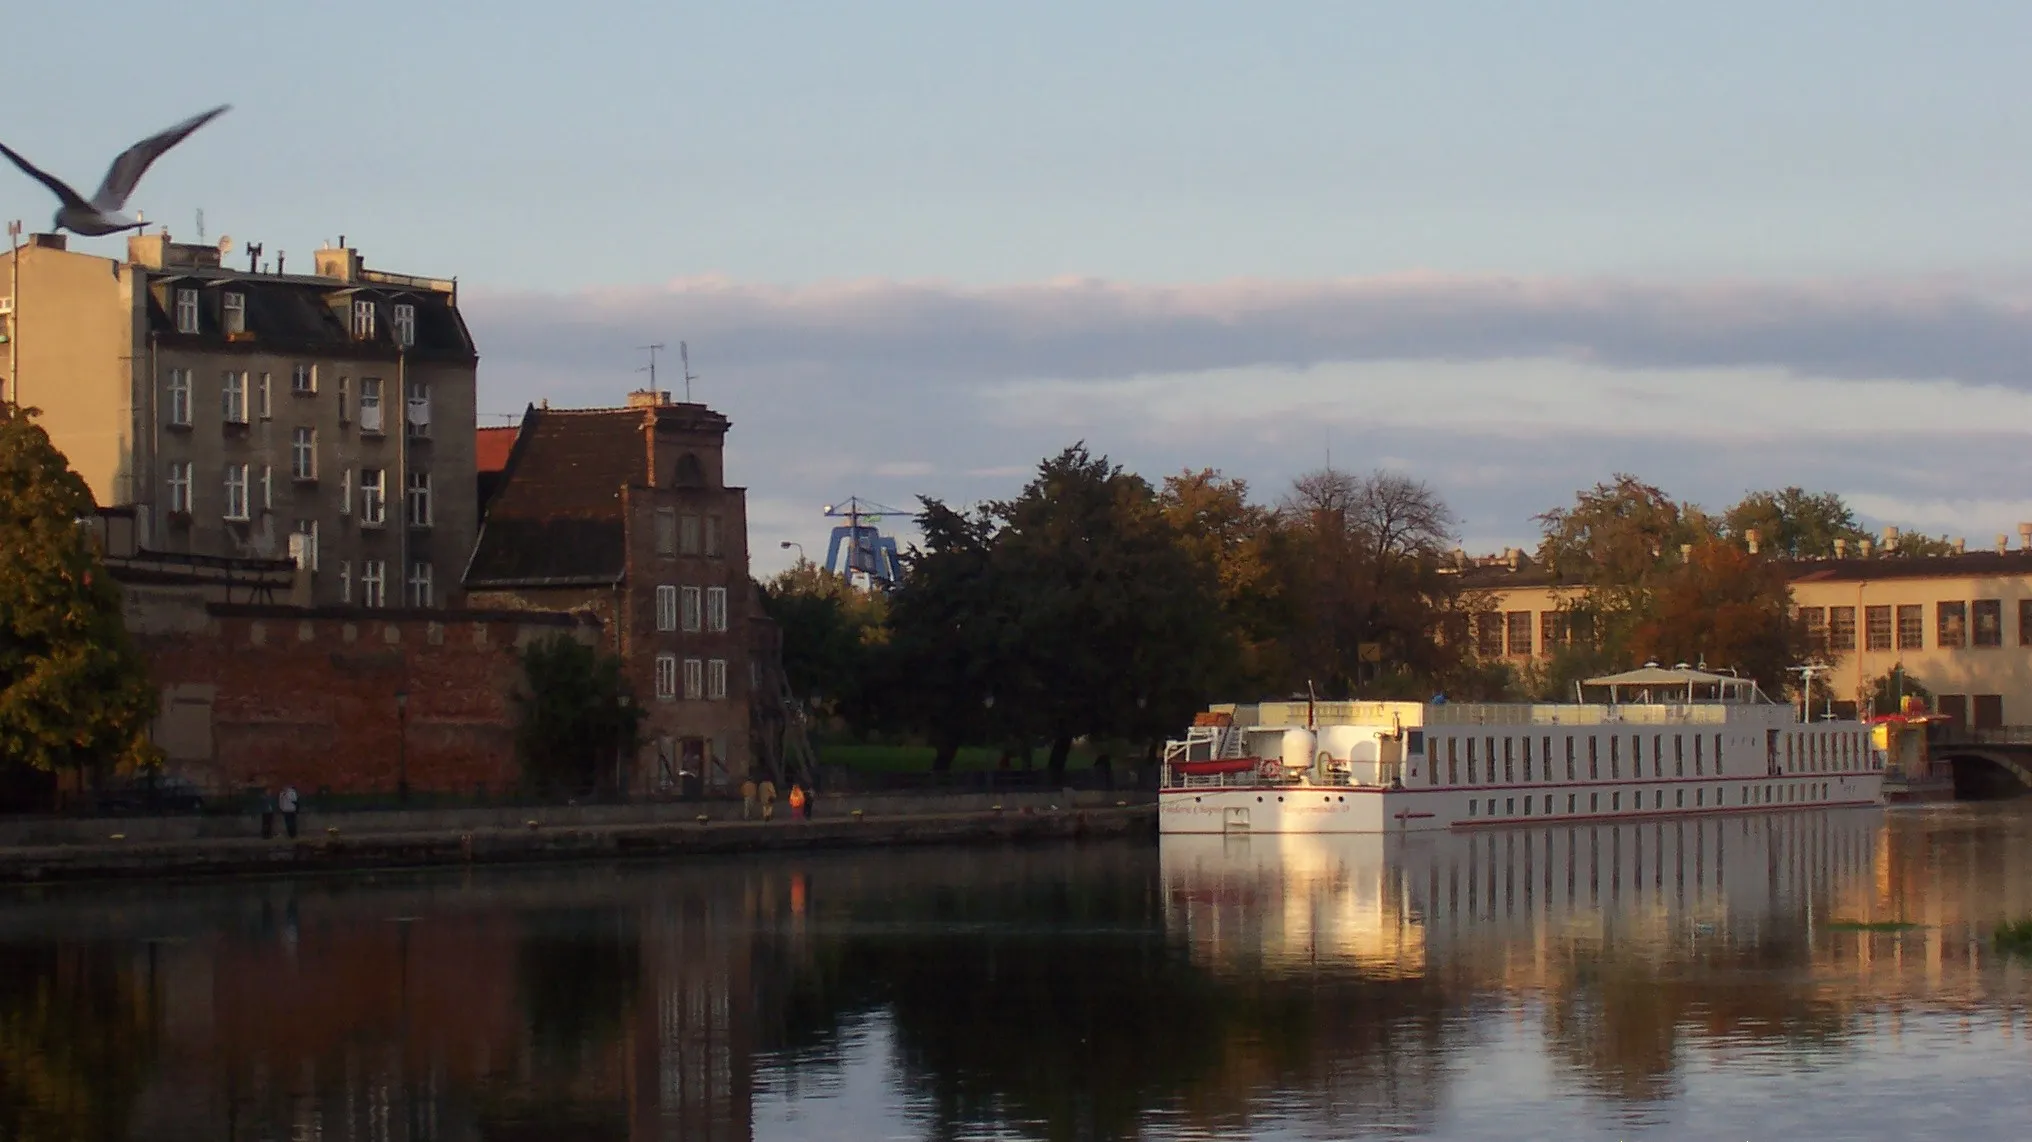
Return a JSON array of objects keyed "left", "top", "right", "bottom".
[
  {"left": 351, "top": 299, "right": 376, "bottom": 339},
  {"left": 222, "top": 291, "right": 246, "bottom": 335},
  {"left": 393, "top": 303, "right": 416, "bottom": 348},
  {"left": 175, "top": 289, "right": 199, "bottom": 334}
]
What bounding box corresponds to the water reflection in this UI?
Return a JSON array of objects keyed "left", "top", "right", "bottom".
[{"left": 0, "top": 807, "right": 2030, "bottom": 1139}]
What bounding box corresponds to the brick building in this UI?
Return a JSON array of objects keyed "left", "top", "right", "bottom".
[{"left": 462, "top": 391, "right": 756, "bottom": 792}]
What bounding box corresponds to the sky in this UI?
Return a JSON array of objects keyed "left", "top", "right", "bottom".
[{"left": 8, "top": 1, "right": 2032, "bottom": 573}]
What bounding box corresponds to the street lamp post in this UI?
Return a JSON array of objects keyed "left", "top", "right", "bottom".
[
  {"left": 780, "top": 539, "right": 805, "bottom": 565},
  {"left": 395, "top": 688, "right": 410, "bottom": 803}
]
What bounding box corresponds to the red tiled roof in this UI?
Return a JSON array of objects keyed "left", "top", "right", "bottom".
[
  {"left": 464, "top": 408, "right": 649, "bottom": 587},
  {"left": 475, "top": 426, "right": 519, "bottom": 474}
]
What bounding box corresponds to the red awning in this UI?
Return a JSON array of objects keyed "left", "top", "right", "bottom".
[{"left": 1171, "top": 758, "right": 1261, "bottom": 776}]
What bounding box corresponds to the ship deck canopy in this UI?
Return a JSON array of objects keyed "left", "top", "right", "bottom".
[{"left": 1580, "top": 664, "right": 1774, "bottom": 706}]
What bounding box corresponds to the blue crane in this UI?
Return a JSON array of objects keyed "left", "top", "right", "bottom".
[{"left": 822, "top": 497, "right": 905, "bottom": 588}]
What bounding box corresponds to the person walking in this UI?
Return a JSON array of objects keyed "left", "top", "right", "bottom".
[
  {"left": 788, "top": 783, "right": 807, "bottom": 821},
  {"left": 758, "top": 779, "right": 777, "bottom": 822},
  {"left": 740, "top": 777, "right": 758, "bottom": 820},
  {"left": 279, "top": 784, "right": 300, "bottom": 839}
]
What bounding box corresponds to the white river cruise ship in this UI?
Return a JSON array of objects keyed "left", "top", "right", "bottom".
[{"left": 1159, "top": 664, "right": 1885, "bottom": 834}]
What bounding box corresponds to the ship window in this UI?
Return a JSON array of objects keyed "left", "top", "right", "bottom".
[
  {"left": 1523, "top": 797, "right": 1533, "bottom": 815},
  {"left": 1408, "top": 729, "right": 1424, "bottom": 754},
  {"left": 1653, "top": 735, "right": 1664, "bottom": 778},
  {"left": 1679, "top": 788, "right": 1687, "bottom": 808},
  {"left": 1612, "top": 792, "right": 1621, "bottom": 811},
  {"left": 1590, "top": 793, "right": 1599, "bottom": 812},
  {"left": 1695, "top": 788, "right": 1703, "bottom": 807},
  {"left": 1694, "top": 734, "right": 1704, "bottom": 776},
  {"left": 1610, "top": 736, "right": 1620, "bottom": 778},
  {"left": 1715, "top": 734, "right": 1725, "bottom": 775},
  {"left": 1546, "top": 795, "right": 1554, "bottom": 815},
  {"left": 1466, "top": 737, "right": 1477, "bottom": 784},
  {"left": 1506, "top": 798, "right": 1515, "bottom": 815},
  {"left": 1588, "top": 738, "right": 1599, "bottom": 779},
  {"left": 1568, "top": 794, "right": 1576, "bottom": 813},
  {"left": 1674, "top": 734, "right": 1685, "bottom": 775},
  {"left": 1565, "top": 738, "right": 1576, "bottom": 780},
  {"left": 1467, "top": 800, "right": 1477, "bottom": 817},
  {"left": 1504, "top": 738, "right": 1514, "bottom": 783},
  {"left": 1544, "top": 737, "right": 1553, "bottom": 777}
]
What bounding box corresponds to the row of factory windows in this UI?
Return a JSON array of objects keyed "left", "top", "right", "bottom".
[{"left": 1473, "top": 601, "right": 2032, "bottom": 658}]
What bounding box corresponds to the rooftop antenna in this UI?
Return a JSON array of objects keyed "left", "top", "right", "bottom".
[
  {"left": 680, "top": 341, "right": 697, "bottom": 402},
  {"left": 195, "top": 208, "right": 205, "bottom": 244},
  {"left": 637, "top": 342, "right": 665, "bottom": 393}
]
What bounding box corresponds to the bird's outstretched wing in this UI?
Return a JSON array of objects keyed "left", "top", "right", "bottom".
[
  {"left": 0, "top": 138, "right": 89, "bottom": 210},
  {"left": 90, "top": 104, "right": 231, "bottom": 212}
]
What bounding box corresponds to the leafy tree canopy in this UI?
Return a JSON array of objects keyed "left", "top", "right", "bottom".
[
  {"left": 0, "top": 407, "right": 157, "bottom": 779},
  {"left": 1722, "top": 487, "right": 1869, "bottom": 559},
  {"left": 512, "top": 635, "right": 640, "bottom": 795}
]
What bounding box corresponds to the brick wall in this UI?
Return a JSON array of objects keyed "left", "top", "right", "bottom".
[{"left": 136, "top": 601, "right": 599, "bottom": 795}]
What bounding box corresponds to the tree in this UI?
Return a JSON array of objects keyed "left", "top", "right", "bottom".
[
  {"left": 759, "top": 560, "right": 888, "bottom": 721},
  {"left": 1862, "top": 665, "right": 1931, "bottom": 717},
  {"left": 1723, "top": 487, "right": 1868, "bottom": 559},
  {"left": 512, "top": 635, "right": 640, "bottom": 795},
  {"left": 879, "top": 498, "right": 1011, "bottom": 770},
  {"left": 0, "top": 407, "right": 157, "bottom": 787},
  {"left": 1157, "top": 469, "right": 1279, "bottom": 693},
  {"left": 1627, "top": 541, "right": 1801, "bottom": 695}
]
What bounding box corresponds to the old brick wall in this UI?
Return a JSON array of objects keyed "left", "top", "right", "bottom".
[{"left": 136, "top": 602, "right": 599, "bottom": 796}]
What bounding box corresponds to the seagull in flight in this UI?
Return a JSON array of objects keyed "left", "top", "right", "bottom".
[{"left": 0, "top": 105, "right": 231, "bottom": 237}]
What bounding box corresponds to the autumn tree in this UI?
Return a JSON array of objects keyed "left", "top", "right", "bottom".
[
  {"left": 1627, "top": 541, "right": 1801, "bottom": 695},
  {"left": 1157, "top": 468, "right": 1280, "bottom": 693},
  {"left": 0, "top": 407, "right": 157, "bottom": 789},
  {"left": 1722, "top": 487, "right": 1868, "bottom": 559},
  {"left": 759, "top": 559, "right": 889, "bottom": 722}
]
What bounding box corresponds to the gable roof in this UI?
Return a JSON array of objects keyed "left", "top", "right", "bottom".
[
  {"left": 462, "top": 407, "right": 648, "bottom": 588},
  {"left": 475, "top": 426, "right": 519, "bottom": 474}
]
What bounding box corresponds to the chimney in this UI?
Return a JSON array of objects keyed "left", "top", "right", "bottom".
[
  {"left": 2000, "top": 534, "right": 2011, "bottom": 555},
  {"left": 1745, "top": 528, "right": 1760, "bottom": 555},
  {"left": 2019, "top": 522, "right": 2032, "bottom": 551},
  {"left": 1954, "top": 537, "right": 1967, "bottom": 555},
  {"left": 1882, "top": 525, "right": 1899, "bottom": 551},
  {"left": 276, "top": 250, "right": 285, "bottom": 274},
  {"left": 1834, "top": 537, "right": 1847, "bottom": 558},
  {"left": 1452, "top": 547, "right": 1467, "bottom": 569},
  {"left": 27, "top": 232, "right": 66, "bottom": 251},
  {"left": 313, "top": 240, "right": 361, "bottom": 282},
  {"left": 1860, "top": 538, "right": 1874, "bottom": 558},
  {"left": 1507, "top": 548, "right": 1521, "bottom": 570},
  {"left": 627, "top": 388, "right": 672, "bottom": 409}
]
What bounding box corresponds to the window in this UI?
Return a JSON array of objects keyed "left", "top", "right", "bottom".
[
  {"left": 656, "top": 585, "right": 678, "bottom": 631},
  {"left": 1865, "top": 605, "right": 1892, "bottom": 651},
  {"left": 359, "top": 377, "right": 383, "bottom": 433},
  {"left": 223, "top": 464, "right": 249, "bottom": 520},
  {"left": 337, "top": 561, "right": 352, "bottom": 603},
  {"left": 682, "top": 585, "right": 702, "bottom": 632},
  {"left": 683, "top": 657, "right": 704, "bottom": 700},
  {"left": 393, "top": 303, "right": 416, "bottom": 348},
  {"left": 2021, "top": 600, "right": 2032, "bottom": 647},
  {"left": 291, "top": 364, "right": 315, "bottom": 394},
  {"left": 1506, "top": 611, "right": 1532, "bottom": 657},
  {"left": 290, "top": 427, "right": 316, "bottom": 480},
  {"left": 705, "top": 515, "right": 723, "bottom": 557},
  {"left": 351, "top": 299, "right": 375, "bottom": 339},
  {"left": 406, "top": 379, "right": 430, "bottom": 438},
  {"left": 680, "top": 513, "right": 702, "bottom": 555},
  {"left": 1973, "top": 599, "right": 2003, "bottom": 647},
  {"left": 654, "top": 509, "right": 677, "bottom": 556},
  {"left": 706, "top": 586, "right": 728, "bottom": 632},
  {"left": 222, "top": 291, "right": 245, "bottom": 335},
  {"left": 166, "top": 461, "right": 192, "bottom": 513},
  {"left": 1588, "top": 737, "right": 1598, "bottom": 779},
  {"left": 260, "top": 465, "right": 272, "bottom": 511},
  {"left": 407, "top": 561, "right": 433, "bottom": 608},
  {"left": 176, "top": 288, "right": 199, "bottom": 333},
  {"left": 1938, "top": 601, "right": 1968, "bottom": 649},
  {"left": 1829, "top": 606, "right": 1857, "bottom": 652},
  {"left": 360, "top": 468, "right": 386, "bottom": 525},
  {"left": 166, "top": 368, "right": 192, "bottom": 425},
  {"left": 707, "top": 659, "right": 727, "bottom": 700},
  {"left": 1799, "top": 606, "right": 1827, "bottom": 654},
  {"left": 337, "top": 375, "right": 350, "bottom": 424},
  {"left": 293, "top": 519, "right": 319, "bottom": 571},
  {"left": 655, "top": 654, "right": 678, "bottom": 701},
  {"left": 1475, "top": 612, "right": 1504, "bottom": 657},
  {"left": 1936, "top": 693, "right": 1968, "bottom": 726},
  {"left": 1564, "top": 738, "right": 1575, "bottom": 780},
  {"left": 339, "top": 468, "right": 352, "bottom": 516},
  {"left": 1973, "top": 694, "right": 2004, "bottom": 730},
  {"left": 406, "top": 470, "right": 432, "bottom": 527},
  {"left": 1539, "top": 611, "right": 1567, "bottom": 656},
  {"left": 1896, "top": 604, "right": 1924, "bottom": 650},
  {"left": 361, "top": 560, "right": 386, "bottom": 608},
  {"left": 221, "top": 370, "right": 247, "bottom": 422},
  {"left": 257, "top": 372, "right": 272, "bottom": 419}
]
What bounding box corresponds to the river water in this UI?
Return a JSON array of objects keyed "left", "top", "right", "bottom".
[{"left": 3, "top": 804, "right": 2031, "bottom": 1140}]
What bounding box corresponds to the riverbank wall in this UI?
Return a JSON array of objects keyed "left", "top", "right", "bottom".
[{"left": 0, "top": 799, "right": 1157, "bottom": 886}]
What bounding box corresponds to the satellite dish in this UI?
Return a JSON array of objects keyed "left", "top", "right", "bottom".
[{"left": 217, "top": 235, "right": 234, "bottom": 255}]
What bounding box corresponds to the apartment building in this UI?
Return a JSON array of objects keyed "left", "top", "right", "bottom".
[
  {"left": 462, "top": 391, "right": 756, "bottom": 791},
  {"left": 0, "top": 232, "right": 478, "bottom": 607},
  {"left": 1463, "top": 528, "right": 2032, "bottom": 725}
]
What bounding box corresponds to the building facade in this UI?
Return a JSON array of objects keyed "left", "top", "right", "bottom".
[
  {"left": 1465, "top": 533, "right": 2032, "bottom": 726},
  {"left": 463, "top": 391, "right": 756, "bottom": 791},
  {"left": 2, "top": 232, "right": 478, "bottom": 608}
]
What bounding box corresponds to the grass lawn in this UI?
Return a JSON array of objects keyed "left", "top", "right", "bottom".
[{"left": 817, "top": 741, "right": 1116, "bottom": 773}]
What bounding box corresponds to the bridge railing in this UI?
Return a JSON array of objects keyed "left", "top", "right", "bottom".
[{"left": 1939, "top": 726, "right": 2032, "bottom": 746}]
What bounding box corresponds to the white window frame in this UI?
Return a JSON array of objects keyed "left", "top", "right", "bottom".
[
  {"left": 706, "top": 586, "right": 728, "bottom": 632},
  {"left": 222, "top": 291, "right": 246, "bottom": 335},
  {"left": 655, "top": 654, "right": 678, "bottom": 701},
  {"left": 291, "top": 363, "right": 315, "bottom": 394},
  {"left": 360, "top": 468, "right": 386, "bottom": 525},
  {"left": 257, "top": 372, "right": 272, "bottom": 419},
  {"left": 407, "top": 561, "right": 433, "bottom": 608},
  {"left": 707, "top": 658, "right": 727, "bottom": 700},
  {"left": 681, "top": 586, "right": 702, "bottom": 632},
  {"left": 655, "top": 585, "right": 678, "bottom": 632},
  {"left": 337, "top": 375, "right": 350, "bottom": 424},
  {"left": 294, "top": 519, "right": 319, "bottom": 571},
  {"left": 358, "top": 376, "right": 383, "bottom": 433},
  {"left": 351, "top": 299, "right": 375, "bottom": 339},
  {"left": 223, "top": 463, "right": 249, "bottom": 521},
  {"left": 339, "top": 468, "right": 353, "bottom": 516},
  {"left": 683, "top": 657, "right": 703, "bottom": 701},
  {"left": 260, "top": 464, "right": 273, "bottom": 512},
  {"left": 175, "top": 288, "right": 199, "bottom": 333},
  {"left": 406, "top": 470, "right": 432, "bottom": 527},
  {"left": 166, "top": 461, "right": 192, "bottom": 513},
  {"left": 166, "top": 368, "right": 192, "bottom": 426},
  {"left": 393, "top": 302, "right": 416, "bottom": 348},
  {"left": 406, "top": 379, "right": 431, "bottom": 439},
  {"left": 290, "top": 427, "right": 316, "bottom": 480},
  {"left": 338, "top": 560, "right": 352, "bottom": 604},
  {"left": 361, "top": 560, "right": 386, "bottom": 608},
  {"left": 221, "top": 370, "right": 247, "bottom": 422}
]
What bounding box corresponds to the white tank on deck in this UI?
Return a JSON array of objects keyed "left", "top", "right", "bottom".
[
  {"left": 1318, "top": 725, "right": 1366, "bottom": 765},
  {"left": 1280, "top": 728, "right": 1317, "bottom": 773}
]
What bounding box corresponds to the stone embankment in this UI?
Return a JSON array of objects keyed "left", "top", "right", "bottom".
[{"left": 0, "top": 791, "right": 1156, "bottom": 886}]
